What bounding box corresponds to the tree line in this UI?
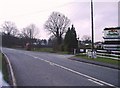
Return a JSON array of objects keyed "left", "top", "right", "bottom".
[
  {"left": 44, "top": 12, "right": 91, "bottom": 53},
  {"left": 1, "top": 11, "right": 91, "bottom": 53},
  {"left": 1, "top": 21, "right": 38, "bottom": 48}
]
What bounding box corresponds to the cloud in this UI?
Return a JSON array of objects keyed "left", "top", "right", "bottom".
[
  {"left": 93, "top": 2, "right": 118, "bottom": 41},
  {"left": 0, "top": 1, "right": 118, "bottom": 41}
]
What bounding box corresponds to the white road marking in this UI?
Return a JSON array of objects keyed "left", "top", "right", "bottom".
[
  {"left": 3, "top": 53, "right": 17, "bottom": 87},
  {"left": 6, "top": 49, "right": 117, "bottom": 87},
  {"left": 88, "top": 79, "right": 104, "bottom": 86},
  {"left": 28, "top": 54, "right": 117, "bottom": 87},
  {"left": 6, "top": 48, "right": 118, "bottom": 71},
  {"left": 49, "top": 62, "right": 55, "bottom": 66},
  {"left": 33, "top": 56, "right": 38, "bottom": 59}
]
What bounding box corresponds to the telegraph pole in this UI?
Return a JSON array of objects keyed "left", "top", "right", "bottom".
[{"left": 91, "top": 0, "right": 94, "bottom": 58}]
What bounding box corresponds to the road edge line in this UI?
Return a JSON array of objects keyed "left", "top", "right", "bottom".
[
  {"left": 34, "top": 56, "right": 117, "bottom": 87},
  {"left": 3, "top": 53, "right": 17, "bottom": 88}
]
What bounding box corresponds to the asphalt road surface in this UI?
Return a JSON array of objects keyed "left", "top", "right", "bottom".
[{"left": 2, "top": 48, "right": 119, "bottom": 87}]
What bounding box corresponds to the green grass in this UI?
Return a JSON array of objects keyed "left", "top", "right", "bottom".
[
  {"left": 0, "top": 53, "right": 2, "bottom": 70},
  {"left": 1, "top": 54, "right": 9, "bottom": 83},
  {"left": 32, "top": 48, "right": 71, "bottom": 55},
  {"left": 97, "top": 53, "right": 120, "bottom": 58},
  {"left": 76, "top": 54, "right": 120, "bottom": 66},
  {"left": 56, "top": 51, "right": 70, "bottom": 54},
  {"left": 32, "top": 47, "right": 54, "bottom": 53},
  {"left": 31, "top": 47, "right": 119, "bottom": 65}
]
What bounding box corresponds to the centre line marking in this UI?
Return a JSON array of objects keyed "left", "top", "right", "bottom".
[
  {"left": 88, "top": 79, "right": 104, "bottom": 86},
  {"left": 26, "top": 54, "right": 117, "bottom": 87}
]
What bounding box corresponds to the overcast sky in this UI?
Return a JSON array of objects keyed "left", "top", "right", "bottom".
[{"left": 0, "top": 0, "right": 119, "bottom": 42}]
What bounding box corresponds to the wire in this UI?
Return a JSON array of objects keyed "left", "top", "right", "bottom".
[{"left": 0, "top": 2, "right": 74, "bottom": 20}]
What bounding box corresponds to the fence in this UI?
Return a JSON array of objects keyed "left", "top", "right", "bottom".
[{"left": 96, "top": 50, "right": 120, "bottom": 60}]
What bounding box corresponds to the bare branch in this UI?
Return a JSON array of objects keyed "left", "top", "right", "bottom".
[
  {"left": 44, "top": 11, "right": 70, "bottom": 42},
  {"left": 21, "top": 24, "right": 39, "bottom": 39},
  {"left": 1, "top": 21, "right": 18, "bottom": 36}
]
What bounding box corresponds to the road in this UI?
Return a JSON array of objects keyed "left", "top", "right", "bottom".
[{"left": 2, "top": 48, "right": 119, "bottom": 87}]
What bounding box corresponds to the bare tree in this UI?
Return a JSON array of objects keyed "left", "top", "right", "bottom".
[
  {"left": 1, "top": 21, "right": 18, "bottom": 36},
  {"left": 21, "top": 24, "right": 38, "bottom": 39},
  {"left": 44, "top": 12, "right": 70, "bottom": 45},
  {"left": 81, "top": 35, "right": 91, "bottom": 43}
]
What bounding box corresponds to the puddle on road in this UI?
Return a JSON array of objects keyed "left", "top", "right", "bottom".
[{"left": 0, "top": 71, "right": 9, "bottom": 87}]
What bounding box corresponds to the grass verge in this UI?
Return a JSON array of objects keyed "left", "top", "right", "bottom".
[
  {"left": 31, "top": 47, "right": 120, "bottom": 66},
  {"left": 1, "top": 53, "right": 9, "bottom": 83},
  {"left": 76, "top": 54, "right": 120, "bottom": 66},
  {"left": 0, "top": 53, "right": 2, "bottom": 70},
  {"left": 32, "top": 48, "right": 54, "bottom": 53},
  {"left": 32, "top": 48, "right": 71, "bottom": 54}
]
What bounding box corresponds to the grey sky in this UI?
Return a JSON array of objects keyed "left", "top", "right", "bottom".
[{"left": 0, "top": 0, "right": 119, "bottom": 42}]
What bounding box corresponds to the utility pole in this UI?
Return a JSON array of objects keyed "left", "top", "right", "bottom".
[
  {"left": 30, "top": 29, "right": 32, "bottom": 50},
  {"left": 91, "top": 0, "right": 94, "bottom": 58}
]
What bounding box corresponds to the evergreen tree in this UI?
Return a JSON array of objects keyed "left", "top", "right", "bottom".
[
  {"left": 64, "top": 27, "right": 71, "bottom": 52},
  {"left": 71, "top": 25, "right": 78, "bottom": 49},
  {"left": 64, "top": 25, "right": 78, "bottom": 53}
]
